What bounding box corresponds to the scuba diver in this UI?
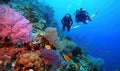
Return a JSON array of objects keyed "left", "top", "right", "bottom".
[
  {"left": 75, "top": 8, "right": 91, "bottom": 24},
  {"left": 61, "top": 13, "right": 73, "bottom": 31}
]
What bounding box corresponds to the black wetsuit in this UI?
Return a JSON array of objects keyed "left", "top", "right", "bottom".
[
  {"left": 61, "top": 16, "right": 73, "bottom": 31},
  {"left": 75, "top": 10, "right": 91, "bottom": 24}
]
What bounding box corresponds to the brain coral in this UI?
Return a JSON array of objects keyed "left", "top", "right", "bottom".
[{"left": 0, "top": 5, "right": 32, "bottom": 43}]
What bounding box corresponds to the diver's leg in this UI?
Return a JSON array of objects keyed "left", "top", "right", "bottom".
[
  {"left": 83, "top": 21, "right": 87, "bottom": 24},
  {"left": 82, "top": 18, "right": 87, "bottom": 24},
  {"left": 62, "top": 25, "right": 65, "bottom": 31},
  {"left": 67, "top": 25, "right": 70, "bottom": 31}
]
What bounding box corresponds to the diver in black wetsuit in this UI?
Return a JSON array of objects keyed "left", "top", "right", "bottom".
[
  {"left": 75, "top": 8, "right": 91, "bottom": 24},
  {"left": 61, "top": 13, "right": 73, "bottom": 31}
]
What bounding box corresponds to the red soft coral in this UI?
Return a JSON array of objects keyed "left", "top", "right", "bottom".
[{"left": 0, "top": 5, "right": 32, "bottom": 43}]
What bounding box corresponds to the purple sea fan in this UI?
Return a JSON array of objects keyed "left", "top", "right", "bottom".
[
  {"left": 40, "top": 49, "right": 63, "bottom": 70},
  {"left": 0, "top": 5, "right": 32, "bottom": 43}
]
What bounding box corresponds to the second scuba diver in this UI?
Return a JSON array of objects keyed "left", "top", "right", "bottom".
[{"left": 75, "top": 8, "right": 92, "bottom": 24}]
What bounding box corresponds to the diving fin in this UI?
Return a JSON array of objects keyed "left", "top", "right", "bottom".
[{"left": 91, "top": 11, "right": 99, "bottom": 19}]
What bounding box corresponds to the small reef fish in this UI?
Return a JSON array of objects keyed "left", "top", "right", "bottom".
[
  {"left": 64, "top": 39, "right": 69, "bottom": 42},
  {"left": 76, "top": 63, "right": 80, "bottom": 69},
  {"left": 45, "top": 44, "right": 51, "bottom": 49},
  {"left": 37, "top": 30, "right": 42, "bottom": 34},
  {"left": 71, "top": 25, "right": 81, "bottom": 29},
  {"left": 82, "top": 58, "right": 88, "bottom": 63},
  {"left": 59, "top": 66, "right": 64, "bottom": 71},
  {"left": 68, "top": 53, "right": 73, "bottom": 57},
  {"left": 63, "top": 54, "right": 71, "bottom": 62},
  {"left": 24, "top": 5, "right": 31, "bottom": 10}
]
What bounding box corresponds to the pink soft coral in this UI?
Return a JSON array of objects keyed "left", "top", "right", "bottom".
[{"left": 0, "top": 5, "right": 32, "bottom": 43}]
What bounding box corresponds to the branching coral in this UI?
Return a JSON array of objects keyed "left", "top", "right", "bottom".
[
  {"left": 0, "top": 5, "right": 32, "bottom": 44},
  {"left": 40, "top": 49, "right": 63, "bottom": 70}
]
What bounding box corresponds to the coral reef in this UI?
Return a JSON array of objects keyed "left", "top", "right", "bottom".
[
  {"left": 63, "top": 39, "right": 77, "bottom": 50},
  {"left": 71, "top": 47, "right": 82, "bottom": 57},
  {"left": 67, "top": 63, "right": 77, "bottom": 71},
  {"left": 62, "top": 48, "right": 72, "bottom": 55},
  {"left": 8, "top": 0, "right": 59, "bottom": 33},
  {"left": 0, "top": 0, "right": 11, "bottom": 4},
  {"left": 0, "top": 0, "right": 104, "bottom": 71},
  {"left": 0, "top": 5, "right": 32, "bottom": 44}
]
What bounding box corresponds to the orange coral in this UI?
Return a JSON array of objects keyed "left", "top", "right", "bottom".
[
  {"left": 15, "top": 52, "right": 42, "bottom": 70},
  {"left": 0, "top": 47, "right": 18, "bottom": 60},
  {"left": 45, "top": 44, "right": 51, "bottom": 49},
  {"left": 35, "top": 50, "right": 40, "bottom": 54}
]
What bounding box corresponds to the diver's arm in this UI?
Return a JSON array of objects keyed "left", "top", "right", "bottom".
[
  {"left": 70, "top": 19, "right": 73, "bottom": 26},
  {"left": 61, "top": 18, "right": 64, "bottom": 24}
]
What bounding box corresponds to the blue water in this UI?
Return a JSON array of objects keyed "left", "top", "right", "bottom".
[{"left": 40, "top": 0, "right": 120, "bottom": 71}]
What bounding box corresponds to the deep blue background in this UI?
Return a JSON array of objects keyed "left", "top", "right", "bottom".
[{"left": 39, "top": 0, "right": 120, "bottom": 71}]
